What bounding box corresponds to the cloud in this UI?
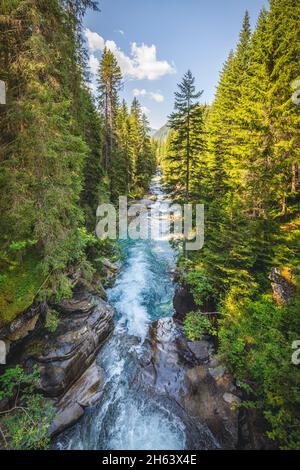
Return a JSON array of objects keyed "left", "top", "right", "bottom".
[
  {"left": 141, "top": 106, "right": 150, "bottom": 115},
  {"left": 133, "top": 88, "right": 164, "bottom": 103},
  {"left": 130, "top": 42, "right": 175, "bottom": 80},
  {"left": 88, "top": 54, "right": 99, "bottom": 75},
  {"left": 85, "top": 29, "right": 105, "bottom": 52},
  {"left": 84, "top": 29, "right": 175, "bottom": 81},
  {"left": 87, "top": 81, "right": 97, "bottom": 94},
  {"left": 115, "top": 29, "right": 125, "bottom": 36}
]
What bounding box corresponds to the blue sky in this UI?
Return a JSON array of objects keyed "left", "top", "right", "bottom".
[{"left": 84, "top": 0, "right": 269, "bottom": 130}]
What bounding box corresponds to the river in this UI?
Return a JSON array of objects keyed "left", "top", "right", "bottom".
[{"left": 56, "top": 171, "right": 217, "bottom": 450}]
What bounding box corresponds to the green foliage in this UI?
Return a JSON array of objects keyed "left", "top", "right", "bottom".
[
  {"left": 0, "top": 366, "right": 54, "bottom": 450},
  {"left": 166, "top": 70, "right": 205, "bottom": 203},
  {"left": 184, "top": 311, "right": 217, "bottom": 341},
  {"left": 183, "top": 269, "right": 213, "bottom": 307},
  {"left": 163, "top": 2, "right": 300, "bottom": 450},
  {"left": 45, "top": 309, "right": 59, "bottom": 333},
  {"left": 219, "top": 285, "right": 300, "bottom": 449}
]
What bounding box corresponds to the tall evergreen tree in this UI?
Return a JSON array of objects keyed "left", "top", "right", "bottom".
[
  {"left": 167, "top": 70, "right": 204, "bottom": 202},
  {"left": 97, "top": 47, "right": 122, "bottom": 172}
]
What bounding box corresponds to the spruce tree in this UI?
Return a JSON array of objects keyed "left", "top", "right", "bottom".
[
  {"left": 167, "top": 70, "right": 204, "bottom": 202},
  {"left": 97, "top": 47, "right": 122, "bottom": 173}
]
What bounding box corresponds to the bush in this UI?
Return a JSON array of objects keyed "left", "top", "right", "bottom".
[
  {"left": 183, "top": 268, "right": 214, "bottom": 307},
  {"left": 0, "top": 366, "right": 54, "bottom": 450},
  {"left": 45, "top": 310, "right": 59, "bottom": 333},
  {"left": 184, "top": 311, "right": 217, "bottom": 341},
  {"left": 219, "top": 285, "right": 300, "bottom": 449}
]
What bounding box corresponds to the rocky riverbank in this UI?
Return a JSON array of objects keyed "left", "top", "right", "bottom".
[{"left": 0, "top": 260, "right": 118, "bottom": 437}]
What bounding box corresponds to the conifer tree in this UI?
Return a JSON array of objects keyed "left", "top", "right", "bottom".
[
  {"left": 167, "top": 70, "right": 204, "bottom": 202},
  {"left": 97, "top": 47, "right": 122, "bottom": 172}
]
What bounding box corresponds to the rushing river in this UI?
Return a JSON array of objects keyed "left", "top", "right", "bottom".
[{"left": 56, "top": 172, "right": 216, "bottom": 450}]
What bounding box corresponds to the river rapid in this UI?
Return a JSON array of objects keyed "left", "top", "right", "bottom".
[{"left": 56, "top": 172, "right": 218, "bottom": 450}]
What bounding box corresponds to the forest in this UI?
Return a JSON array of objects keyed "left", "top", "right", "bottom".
[{"left": 0, "top": 0, "right": 299, "bottom": 452}]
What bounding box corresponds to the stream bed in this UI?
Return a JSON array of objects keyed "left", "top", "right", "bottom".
[{"left": 56, "top": 172, "right": 219, "bottom": 450}]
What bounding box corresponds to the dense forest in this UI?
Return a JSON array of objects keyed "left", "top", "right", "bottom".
[
  {"left": 0, "top": 0, "right": 156, "bottom": 326},
  {"left": 0, "top": 0, "right": 299, "bottom": 452},
  {"left": 160, "top": 1, "right": 300, "bottom": 450},
  {"left": 0, "top": 0, "right": 156, "bottom": 449}
]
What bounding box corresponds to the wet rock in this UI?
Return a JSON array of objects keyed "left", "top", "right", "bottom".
[
  {"left": 102, "top": 258, "right": 119, "bottom": 273},
  {"left": 0, "top": 305, "right": 40, "bottom": 344},
  {"left": 140, "top": 317, "right": 239, "bottom": 449},
  {"left": 208, "top": 366, "right": 226, "bottom": 381},
  {"left": 223, "top": 393, "right": 241, "bottom": 406},
  {"left": 173, "top": 285, "right": 196, "bottom": 319},
  {"left": 187, "top": 340, "right": 211, "bottom": 363},
  {"left": 56, "top": 293, "right": 95, "bottom": 315},
  {"left": 90, "top": 279, "right": 107, "bottom": 301},
  {"left": 23, "top": 297, "right": 114, "bottom": 397},
  {"left": 50, "top": 362, "right": 104, "bottom": 436}
]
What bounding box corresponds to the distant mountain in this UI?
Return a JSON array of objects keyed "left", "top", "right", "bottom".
[
  {"left": 152, "top": 124, "right": 169, "bottom": 142},
  {"left": 149, "top": 128, "right": 158, "bottom": 138}
]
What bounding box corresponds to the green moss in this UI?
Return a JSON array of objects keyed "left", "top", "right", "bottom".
[
  {"left": 22, "top": 338, "right": 44, "bottom": 358},
  {"left": 0, "top": 253, "right": 44, "bottom": 328}
]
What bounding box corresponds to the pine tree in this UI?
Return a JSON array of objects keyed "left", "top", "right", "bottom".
[
  {"left": 167, "top": 70, "right": 204, "bottom": 202},
  {"left": 267, "top": 0, "right": 300, "bottom": 215},
  {"left": 112, "top": 100, "right": 131, "bottom": 198},
  {"left": 0, "top": 0, "right": 101, "bottom": 316},
  {"left": 97, "top": 47, "right": 122, "bottom": 173}
]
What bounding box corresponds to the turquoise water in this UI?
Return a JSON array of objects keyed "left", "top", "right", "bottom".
[{"left": 56, "top": 173, "right": 217, "bottom": 450}]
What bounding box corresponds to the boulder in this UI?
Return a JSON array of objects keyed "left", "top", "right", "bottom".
[
  {"left": 23, "top": 297, "right": 114, "bottom": 397},
  {"left": 102, "top": 258, "right": 119, "bottom": 273},
  {"left": 208, "top": 366, "right": 226, "bottom": 381},
  {"left": 0, "top": 305, "right": 40, "bottom": 344},
  {"left": 139, "top": 318, "right": 239, "bottom": 449},
  {"left": 173, "top": 285, "right": 196, "bottom": 319},
  {"left": 56, "top": 292, "right": 95, "bottom": 315},
  {"left": 187, "top": 340, "right": 211, "bottom": 363},
  {"left": 50, "top": 361, "right": 104, "bottom": 436},
  {"left": 223, "top": 393, "right": 241, "bottom": 406}
]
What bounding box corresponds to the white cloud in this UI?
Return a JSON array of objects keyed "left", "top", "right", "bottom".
[
  {"left": 133, "top": 88, "right": 164, "bottom": 103},
  {"left": 84, "top": 29, "right": 175, "bottom": 81},
  {"left": 133, "top": 88, "right": 147, "bottom": 97},
  {"left": 130, "top": 42, "right": 174, "bottom": 80},
  {"left": 141, "top": 106, "right": 150, "bottom": 115},
  {"left": 88, "top": 54, "right": 99, "bottom": 75},
  {"left": 85, "top": 29, "right": 105, "bottom": 52},
  {"left": 115, "top": 29, "right": 125, "bottom": 36},
  {"left": 87, "top": 82, "right": 97, "bottom": 95},
  {"left": 149, "top": 92, "right": 164, "bottom": 103}
]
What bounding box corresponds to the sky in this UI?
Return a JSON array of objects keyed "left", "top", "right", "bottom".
[{"left": 83, "top": 0, "right": 269, "bottom": 130}]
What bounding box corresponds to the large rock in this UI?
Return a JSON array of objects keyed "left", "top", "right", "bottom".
[
  {"left": 50, "top": 361, "right": 104, "bottom": 436},
  {"left": 0, "top": 304, "right": 41, "bottom": 344},
  {"left": 56, "top": 292, "right": 95, "bottom": 315},
  {"left": 23, "top": 297, "right": 114, "bottom": 397},
  {"left": 173, "top": 285, "right": 196, "bottom": 319},
  {"left": 138, "top": 317, "right": 240, "bottom": 449}
]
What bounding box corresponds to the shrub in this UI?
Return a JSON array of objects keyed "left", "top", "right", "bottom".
[
  {"left": 0, "top": 366, "right": 54, "bottom": 450},
  {"left": 184, "top": 311, "right": 217, "bottom": 341},
  {"left": 45, "top": 310, "right": 59, "bottom": 333}
]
